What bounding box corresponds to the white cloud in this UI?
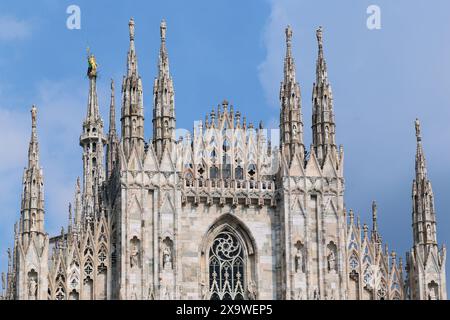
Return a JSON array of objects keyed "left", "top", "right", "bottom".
[{"left": 0, "top": 16, "right": 32, "bottom": 41}]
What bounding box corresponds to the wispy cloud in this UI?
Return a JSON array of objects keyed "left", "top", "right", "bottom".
[{"left": 0, "top": 16, "right": 32, "bottom": 41}]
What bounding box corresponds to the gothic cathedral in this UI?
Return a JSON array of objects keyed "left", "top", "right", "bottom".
[{"left": 1, "top": 19, "right": 446, "bottom": 300}]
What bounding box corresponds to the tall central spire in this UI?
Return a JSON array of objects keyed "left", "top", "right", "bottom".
[
  {"left": 152, "top": 19, "right": 176, "bottom": 160},
  {"left": 279, "top": 25, "right": 304, "bottom": 164},
  {"left": 80, "top": 52, "right": 107, "bottom": 206},
  {"left": 312, "top": 26, "right": 337, "bottom": 166},
  {"left": 121, "top": 18, "right": 145, "bottom": 159}
]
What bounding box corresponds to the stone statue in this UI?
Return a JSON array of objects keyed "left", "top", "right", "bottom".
[
  {"left": 2, "top": 272, "right": 5, "bottom": 291},
  {"left": 129, "top": 18, "right": 135, "bottom": 40},
  {"left": 7, "top": 248, "right": 11, "bottom": 266},
  {"left": 296, "top": 288, "right": 304, "bottom": 300},
  {"left": 247, "top": 280, "right": 257, "bottom": 300},
  {"left": 428, "top": 287, "right": 436, "bottom": 300},
  {"left": 327, "top": 250, "right": 336, "bottom": 271},
  {"left": 163, "top": 246, "right": 172, "bottom": 269},
  {"left": 87, "top": 51, "right": 98, "bottom": 78},
  {"left": 131, "top": 285, "right": 138, "bottom": 300},
  {"left": 200, "top": 281, "right": 209, "bottom": 300},
  {"left": 31, "top": 105, "right": 37, "bottom": 125},
  {"left": 415, "top": 118, "right": 421, "bottom": 137},
  {"left": 147, "top": 286, "right": 155, "bottom": 300},
  {"left": 313, "top": 288, "right": 320, "bottom": 300},
  {"left": 294, "top": 247, "right": 303, "bottom": 273},
  {"left": 427, "top": 224, "right": 432, "bottom": 240},
  {"left": 28, "top": 277, "right": 37, "bottom": 299},
  {"left": 130, "top": 242, "right": 139, "bottom": 268}
]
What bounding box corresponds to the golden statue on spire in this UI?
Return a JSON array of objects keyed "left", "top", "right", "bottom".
[{"left": 87, "top": 47, "right": 98, "bottom": 78}]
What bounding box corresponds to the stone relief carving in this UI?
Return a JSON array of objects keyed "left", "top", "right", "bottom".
[
  {"left": 162, "top": 237, "right": 173, "bottom": 270},
  {"left": 247, "top": 280, "right": 257, "bottom": 300},
  {"left": 130, "top": 236, "right": 140, "bottom": 268}
]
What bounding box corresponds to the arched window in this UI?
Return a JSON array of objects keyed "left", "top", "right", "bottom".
[
  {"left": 210, "top": 166, "right": 219, "bottom": 180},
  {"left": 235, "top": 166, "right": 244, "bottom": 180},
  {"left": 209, "top": 230, "right": 245, "bottom": 300}
]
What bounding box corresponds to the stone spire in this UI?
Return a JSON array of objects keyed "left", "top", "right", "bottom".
[
  {"left": 121, "top": 18, "right": 145, "bottom": 159},
  {"left": 312, "top": 26, "right": 337, "bottom": 165},
  {"left": 152, "top": 19, "right": 176, "bottom": 160},
  {"left": 80, "top": 52, "right": 107, "bottom": 201},
  {"left": 408, "top": 118, "right": 446, "bottom": 300},
  {"left": 106, "top": 79, "right": 118, "bottom": 178},
  {"left": 412, "top": 118, "right": 437, "bottom": 246},
  {"left": 371, "top": 200, "right": 380, "bottom": 243},
  {"left": 20, "top": 106, "right": 45, "bottom": 237},
  {"left": 279, "top": 25, "right": 304, "bottom": 163}
]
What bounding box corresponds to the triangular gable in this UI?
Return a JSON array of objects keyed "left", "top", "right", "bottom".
[
  {"left": 143, "top": 144, "right": 159, "bottom": 172},
  {"left": 305, "top": 151, "right": 322, "bottom": 177},
  {"left": 160, "top": 147, "right": 175, "bottom": 172}
]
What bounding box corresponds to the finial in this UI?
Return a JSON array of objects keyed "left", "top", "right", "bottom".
[
  {"left": 372, "top": 200, "right": 378, "bottom": 229},
  {"left": 160, "top": 19, "right": 167, "bottom": 41},
  {"left": 363, "top": 223, "right": 368, "bottom": 237},
  {"left": 349, "top": 209, "right": 354, "bottom": 223},
  {"left": 7, "top": 248, "right": 11, "bottom": 267},
  {"left": 391, "top": 251, "right": 397, "bottom": 261},
  {"left": 111, "top": 78, "right": 115, "bottom": 91},
  {"left": 285, "top": 25, "right": 293, "bottom": 45},
  {"left": 129, "top": 18, "right": 135, "bottom": 41},
  {"left": 31, "top": 105, "right": 37, "bottom": 128},
  {"left": 68, "top": 202, "right": 72, "bottom": 220},
  {"left": 76, "top": 177, "right": 81, "bottom": 192},
  {"left": 316, "top": 26, "right": 323, "bottom": 49},
  {"left": 259, "top": 121, "right": 264, "bottom": 130},
  {"left": 415, "top": 118, "right": 421, "bottom": 141}
]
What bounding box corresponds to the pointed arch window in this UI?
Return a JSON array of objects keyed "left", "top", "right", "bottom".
[{"left": 209, "top": 230, "right": 245, "bottom": 300}]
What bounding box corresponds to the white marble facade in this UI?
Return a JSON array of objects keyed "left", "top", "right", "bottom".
[{"left": 1, "top": 20, "right": 446, "bottom": 301}]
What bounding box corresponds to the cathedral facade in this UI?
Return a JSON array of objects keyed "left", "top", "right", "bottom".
[{"left": 1, "top": 19, "right": 447, "bottom": 300}]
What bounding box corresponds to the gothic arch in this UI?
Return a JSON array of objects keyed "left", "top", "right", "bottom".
[{"left": 199, "top": 214, "right": 258, "bottom": 300}]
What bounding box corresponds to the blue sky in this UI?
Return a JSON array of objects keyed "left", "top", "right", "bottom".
[{"left": 1, "top": 0, "right": 450, "bottom": 293}]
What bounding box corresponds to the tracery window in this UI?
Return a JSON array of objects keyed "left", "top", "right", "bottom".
[{"left": 209, "top": 231, "right": 245, "bottom": 300}]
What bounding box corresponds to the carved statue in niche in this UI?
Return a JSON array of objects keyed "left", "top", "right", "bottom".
[
  {"left": 31, "top": 213, "right": 36, "bottom": 230},
  {"left": 28, "top": 275, "right": 37, "bottom": 300},
  {"left": 327, "top": 242, "right": 337, "bottom": 272},
  {"left": 327, "top": 251, "right": 335, "bottom": 271},
  {"left": 428, "top": 282, "right": 438, "bottom": 300},
  {"left": 247, "top": 280, "right": 257, "bottom": 300},
  {"left": 426, "top": 224, "right": 432, "bottom": 241},
  {"left": 130, "top": 237, "right": 140, "bottom": 268},
  {"left": 294, "top": 241, "right": 304, "bottom": 273},
  {"left": 162, "top": 237, "right": 173, "bottom": 270}
]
